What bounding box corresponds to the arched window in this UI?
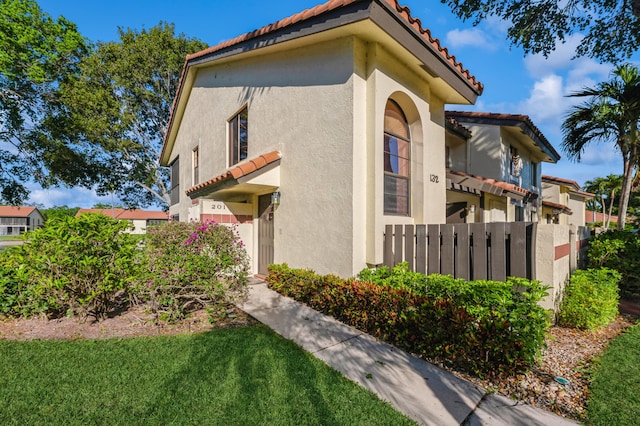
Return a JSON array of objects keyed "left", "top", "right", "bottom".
[{"left": 383, "top": 99, "right": 410, "bottom": 215}]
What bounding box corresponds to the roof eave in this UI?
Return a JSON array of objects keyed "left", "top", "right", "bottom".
[{"left": 161, "top": 0, "right": 483, "bottom": 164}]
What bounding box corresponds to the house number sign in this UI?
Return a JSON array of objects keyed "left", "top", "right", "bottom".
[
  {"left": 208, "top": 201, "right": 229, "bottom": 212},
  {"left": 430, "top": 174, "right": 439, "bottom": 183}
]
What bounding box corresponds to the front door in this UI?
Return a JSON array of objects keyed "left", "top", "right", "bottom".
[{"left": 257, "top": 193, "right": 274, "bottom": 275}]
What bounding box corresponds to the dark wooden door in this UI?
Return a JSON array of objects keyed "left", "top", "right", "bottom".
[{"left": 258, "top": 194, "right": 274, "bottom": 275}]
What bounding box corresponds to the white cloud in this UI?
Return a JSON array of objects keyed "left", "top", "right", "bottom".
[
  {"left": 519, "top": 74, "right": 569, "bottom": 125},
  {"left": 27, "top": 186, "right": 113, "bottom": 209},
  {"left": 523, "top": 34, "right": 584, "bottom": 78},
  {"left": 445, "top": 28, "right": 493, "bottom": 49}
]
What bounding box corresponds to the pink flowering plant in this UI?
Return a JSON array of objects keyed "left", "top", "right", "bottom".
[{"left": 137, "top": 220, "right": 249, "bottom": 322}]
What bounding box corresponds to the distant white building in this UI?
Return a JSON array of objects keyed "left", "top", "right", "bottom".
[
  {"left": 76, "top": 208, "right": 169, "bottom": 234},
  {"left": 0, "top": 206, "right": 44, "bottom": 235}
]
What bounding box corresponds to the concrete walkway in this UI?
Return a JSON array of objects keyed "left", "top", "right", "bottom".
[{"left": 241, "top": 280, "right": 580, "bottom": 426}]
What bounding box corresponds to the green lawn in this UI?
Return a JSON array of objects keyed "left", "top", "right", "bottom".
[
  {"left": 587, "top": 324, "right": 640, "bottom": 425},
  {"left": 0, "top": 324, "right": 415, "bottom": 425}
]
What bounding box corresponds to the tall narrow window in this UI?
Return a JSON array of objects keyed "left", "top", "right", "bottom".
[
  {"left": 192, "top": 147, "right": 199, "bottom": 185},
  {"left": 384, "top": 99, "right": 410, "bottom": 215},
  {"left": 170, "top": 157, "right": 180, "bottom": 205},
  {"left": 229, "top": 107, "right": 248, "bottom": 166}
]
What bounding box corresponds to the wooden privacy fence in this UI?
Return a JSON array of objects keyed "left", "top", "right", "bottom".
[{"left": 383, "top": 222, "right": 537, "bottom": 281}]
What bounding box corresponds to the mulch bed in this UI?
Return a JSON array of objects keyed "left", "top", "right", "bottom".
[{"left": 446, "top": 299, "right": 639, "bottom": 421}]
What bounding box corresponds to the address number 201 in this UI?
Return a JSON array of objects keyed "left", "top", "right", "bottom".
[{"left": 430, "top": 174, "right": 439, "bottom": 183}]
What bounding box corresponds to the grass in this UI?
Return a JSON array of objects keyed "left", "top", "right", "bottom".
[
  {"left": 0, "top": 235, "right": 22, "bottom": 241},
  {"left": 0, "top": 324, "right": 416, "bottom": 426},
  {"left": 587, "top": 324, "right": 640, "bottom": 425}
]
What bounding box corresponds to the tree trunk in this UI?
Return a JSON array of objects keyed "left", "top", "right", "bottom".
[
  {"left": 606, "top": 189, "right": 615, "bottom": 229},
  {"left": 618, "top": 150, "right": 637, "bottom": 231}
]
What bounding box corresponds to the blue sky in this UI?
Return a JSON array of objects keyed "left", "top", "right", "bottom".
[{"left": 31, "top": 0, "right": 639, "bottom": 208}]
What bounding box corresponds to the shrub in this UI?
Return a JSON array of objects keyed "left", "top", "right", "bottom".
[
  {"left": 136, "top": 221, "right": 249, "bottom": 322},
  {"left": 558, "top": 268, "right": 620, "bottom": 330},
  {"left": 0, "top": 214, "right": 138, "bottom": 319},
  {"left": 588, "top": 230, "right": 640, "bottom": 297},
  {"left": 269, "top": 263, "right": 550, "bottom": 377}
]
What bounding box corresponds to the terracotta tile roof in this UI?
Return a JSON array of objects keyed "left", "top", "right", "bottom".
[
  {"left": 185, "top": 151, "right": 281, "bottom": 197},
  {"left": 0, "top": 206, "right": 36, "bottom": 217},
  {"left": 162, "top": 0, "right": 483, "bottom": 164},
  {"left": 76, "top": 208, "right": 169, "bottom": 220},
  {"left": 445, "top": 116, "right": 472, "bottom": 139},
  {"left": 447, "top": 169, "right": 537, "bottom": 200},
  {"left": 445, "top": 111, "right": 561, "bottom": 162},
  {"left": 542, "top": 175, "right": 596, "bottom": 198},
  {"left": 385, "top": 0, "right": 482, "bottom": 93},
  {"left": 185, "top": 0, "right": 482, "bottom": 93},
  {"left": 542, "top": 200, "right": 572, "bottom": 214}
]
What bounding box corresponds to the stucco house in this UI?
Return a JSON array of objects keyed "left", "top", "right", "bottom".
[
  {"left": 0, "top": 206, "right": 44, "bottom": 236},
  {"left": 541, "top": 175, "right": 595, "bottom": 226},
  {"left": 160, "top": 0, "right": 484, "bottom": 277},
  {"left": 444, "top": 111, "right": 561, "bottom": 224},
  {"left": 76, "top": 208, "right": 169, "bottom": 234}
]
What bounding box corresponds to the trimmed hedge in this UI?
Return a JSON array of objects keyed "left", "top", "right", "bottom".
[
  {"left": 558, "top": 268, "right": 620, "bottom": 330},
  {"left": 588, "top": 230, "right": 640, "bottom": 297},
  {"left": 267, "top": 263, "right": 550, "bottom": 377}
]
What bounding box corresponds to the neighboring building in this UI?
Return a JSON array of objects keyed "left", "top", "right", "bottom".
[
  {"left": 160, "top": 0, "right": 483, "bottom": 277},
  {"left": 585, "top": 210, "right": 618, "bottom": 226},
  {"left": 444, "top": 112, "right": 561, "bottom": 224},
  {"left": 76, "top": 209, "right": 169, "bottom": 234},
  {"left": 0, "top": 206, "right": 44, "bottom": 235},
  {"left": 541, "top": 175, "right": 594, "bottom": 227}
]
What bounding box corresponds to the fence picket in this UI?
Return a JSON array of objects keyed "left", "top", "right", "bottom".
[
  {"left": 416, "top": 225, "right": 427, "bottom": 274},
  {"left": 489, "top": 222, "right": 507, "bottom": 281},
  {"left": 427, "top": 224, "right": 440, "bottom": 274},
  {"left": 441, "top": 225, "right": 455, "bottom": 275},
  {"left": 382, "top": 222, "right": 536, "bottom": 281},
  {"left": 454, "top": 224, "right": 470, "bottom": 280}
]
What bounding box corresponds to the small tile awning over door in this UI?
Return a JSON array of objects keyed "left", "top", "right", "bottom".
[{"left": 185, "top": 151, "right": 281, "bottom": 200}]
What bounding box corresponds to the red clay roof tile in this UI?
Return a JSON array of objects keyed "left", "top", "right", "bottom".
[
  {"left": 446, "top": 111, "right": 560, "bottom": 162},
  {"left": 0, "top": 206, "right": 36, "bottom": 217},
  {"left": 162, "top": 1, "right": 484, "bottom": 164},
  {"left": 185, "top": 151, "right": 282, "bottom": 197},
  {"left": 542, "top": 200, "right": 572, "bottom": 214},
  {"left": 447, "top": 169, "right": 537, "bottom": 199}
]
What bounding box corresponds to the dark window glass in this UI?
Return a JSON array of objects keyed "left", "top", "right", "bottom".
[
  {"left": 170, "top": 157, "right": 180, "bottom": 205},
  {"left": 229, "top": 108, "right": 248, "bottom": 165},
  {"left": 383, "top": 100, "right": 410, "bottom": 215}
]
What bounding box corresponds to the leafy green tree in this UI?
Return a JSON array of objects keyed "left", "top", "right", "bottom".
[
  {"left": 562, "top": 64, "right": 640, "bottom": 230},
  {"left": 41, "top": 205, "right": 80, "bottom": 222},
  {"left": 441, "top": 0, "right": 640, "bottom": 63},
  {"left": 583, "top": 175, "right": 622, "bottom": 228},
  {"left": 54, "top": 23, "right": 207, "bottom": 208},
  {"left": 0, "top": 0, "right": 89, "bottom": 205}
]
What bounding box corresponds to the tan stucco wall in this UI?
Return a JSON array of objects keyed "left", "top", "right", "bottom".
[
  {"left": 445, "top": 133, "right": 467, "bottom": 172},
  {"left": 535, "top": 224, "right": 574, "bottom": 312},
  {"left": 361, "top": 42, "right": 446, "bottom": 267},
  {"left": 446, "top": 190, "right": 480, "bottom": 223},
  {"left": 465, "top": 125, "right": 503, "bottom": 179},
  {"left": 568, "top": 194, "right": 587, "bottom": 227},
  {"left": 169, "top": 35, "right": 454, "bottom": 277}
]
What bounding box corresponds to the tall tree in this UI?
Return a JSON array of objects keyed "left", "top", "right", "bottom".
[
  {"left": 583, "top": 175, "right": 622, "bottom": 228},
  {"left": 562, "top": 64, "right": 640, "bottom": 230},
  {"left": 53, "top": 23, "right": 207, "bottom": 208},
  {"left": 441, "top": 0, "right": 640, "bottom": 64},
  {"left": 0, "top": 0, "right": 88, "bottom": 204}
]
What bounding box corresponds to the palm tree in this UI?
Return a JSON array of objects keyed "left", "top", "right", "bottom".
[
  {"left": 562, "top": 64, "right": 640, "bottom": 231},
  {"left": 583, "top": 175, "right": 622, "bottom": 228}
]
